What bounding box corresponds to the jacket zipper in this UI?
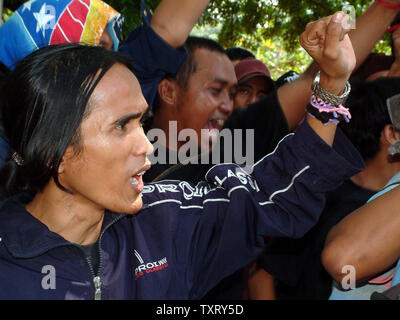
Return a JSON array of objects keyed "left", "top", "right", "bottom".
[
  {"left": 84, "top": 255, "right": 101, "bottom": 300},
  {"left": 89, "top": 214, "right": 125, "bottom": 300},
  {"left": 93, "top": 276, "right": 102, "bottom": 300},
  {"left": 5, "top": 213, "right": 125, "bottom": 300}
]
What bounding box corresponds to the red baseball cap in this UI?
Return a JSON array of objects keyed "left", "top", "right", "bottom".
[{"left": 234, "top": 57, "right": 272, "bottom": 84}]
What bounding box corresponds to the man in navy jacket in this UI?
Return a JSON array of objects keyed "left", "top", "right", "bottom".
[{"left": 0, "top": 12, "right": 363, "bottom": 299}]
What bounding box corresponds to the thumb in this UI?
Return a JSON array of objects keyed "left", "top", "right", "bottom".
[{"left": 324, "top": 11, "right": 346, "bottom": 59}]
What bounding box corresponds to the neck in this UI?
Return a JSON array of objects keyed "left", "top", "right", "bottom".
[
  {"left": 26, "top": 180, "right": 104, "bottom": 245},
  {"left": 350, "top": 150, "right": 400, "bottom": 192}
]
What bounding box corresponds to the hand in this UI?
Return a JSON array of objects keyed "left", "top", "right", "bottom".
[{"left": 300, "top": 12, "right": 356, "bottom": 93}]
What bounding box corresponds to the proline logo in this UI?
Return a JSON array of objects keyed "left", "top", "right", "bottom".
[{"left": 134, "top": 250, "right": 168, "bottom": 280}]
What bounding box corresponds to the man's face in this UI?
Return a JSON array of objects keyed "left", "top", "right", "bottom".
[
  {"left": 175, "top": 48, "right": 238, "bottom": 151},
  {"left": 59, "top": 63, "right": 153, "bottom": 215},
  {"left": 234, "top": 75, "right": 274, "bottom": 110}
]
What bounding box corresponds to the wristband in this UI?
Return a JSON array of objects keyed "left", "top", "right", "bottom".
[
  {"left": 376, "top": 0, "right": 400, "bottom": 11},
  {"left": 387, "top": 24, "right": 400, "bottom": 32},
  {"left": 307, "top": 94, "right": 352, "bottom": 125}
]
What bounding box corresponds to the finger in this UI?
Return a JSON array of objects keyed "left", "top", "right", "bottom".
[
  {"left": 319, "top": 13, "right": 350, "bottom": 41},
  {"left": 304, "top": 19, "right": 329, "bottom": 44},
  {"left": 339, "top": 14, "right": 352, "bottom": 41},
  {"left": 305, "top": 15, "right": 332, "bottom": 32},
  {"left": 324, "top": 11, "right": 346, "bottom": 59}
]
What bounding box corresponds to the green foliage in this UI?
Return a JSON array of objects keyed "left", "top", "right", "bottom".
[
  {"left": 2, "top": 0, "right": 393, "bottom": 76},
  {"left": 201, "top": 0, "right": 373, "bottom": 53},
  {"left": 2, "top": 8, "right": 13, "bottom": 23},
  {"left": 1, "top": 0, "right": 388, "bottom": 51},
  {"left": 106, "top": 0, "right": 161, "bottom": 40}
]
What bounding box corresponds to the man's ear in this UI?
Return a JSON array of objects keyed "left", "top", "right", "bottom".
[
  {"left": 58, "top": 146, "right": 76, "bottom": 175},
  {"left": 382, "top": 124, "right": 400, "bottom": 146},
  {"left": 58, "top": 161, "right": 65, "bottom": 175},
  {"left": 158, "top": 78, "right": 178, "bottom": 107}
]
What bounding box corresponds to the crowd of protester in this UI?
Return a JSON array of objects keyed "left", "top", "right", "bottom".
[{"left": 0, "top": 0, "right": 400, "bottom": 300}]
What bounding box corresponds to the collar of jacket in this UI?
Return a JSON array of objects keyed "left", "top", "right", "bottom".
[{"left": 0, "top": 193, "right": 124, "bottom": 258}]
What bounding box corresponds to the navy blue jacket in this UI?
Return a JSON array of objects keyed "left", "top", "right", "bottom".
[{"left": 0, "top": 121, "right": 364, "bottom": 299}]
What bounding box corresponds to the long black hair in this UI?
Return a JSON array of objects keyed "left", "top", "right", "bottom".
[{"left": 0, "top": 44, "right": 133, "bottom": 197}]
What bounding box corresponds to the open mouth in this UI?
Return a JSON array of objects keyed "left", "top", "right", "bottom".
[
  {"left": 130, "top": 168, "right": 148, "bottom": 192},
  {"left": 205, "top": 119, "right": 225, "bottom": 131}
]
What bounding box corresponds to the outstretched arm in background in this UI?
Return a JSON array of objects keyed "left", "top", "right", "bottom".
[
  {"left": 150, "top": 0, "right": 210, "bottom": 48},
  {"left": 322, "top": 186, "right": 400, "bottom": 284},
  {"left": 119, "top": 0, "right": 210, "bottom": 107},
  {"left": 387, "top": 27, "right": 400, "bottom": 76}
]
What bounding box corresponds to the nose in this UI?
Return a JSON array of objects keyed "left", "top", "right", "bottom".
[
  {"left": 144, "top": 132, "right": 154, "bottom": 156},
  {"left": 218, "top": 91, "right": 234, "bottom": 116},
  {"left": 135, "top": 128, "right": 154, "bottom": 156},
  {"left": 249, "top": 93, "right": 258, "bottom": 105}
]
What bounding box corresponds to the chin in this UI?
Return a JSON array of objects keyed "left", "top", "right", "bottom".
[
  {"left": 125, "top": 196, "right": 144, "bottom": 215},
  {"left": 107, "top": 195, "right": 143, "bottom": 215}
]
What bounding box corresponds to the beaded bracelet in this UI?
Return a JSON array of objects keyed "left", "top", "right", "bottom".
[
  {"left": 307, "top": 94, "right": 352, "bottom": 126},
  {"left": 312, "top": 71, "right": 351, "bottom": 106}
]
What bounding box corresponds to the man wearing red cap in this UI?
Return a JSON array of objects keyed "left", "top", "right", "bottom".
[{"left": 234, "top": 57, "right": 275, "bottom": 110}]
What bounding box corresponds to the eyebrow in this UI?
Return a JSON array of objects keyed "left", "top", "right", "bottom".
[
  {"left": 112, "top": 107, "right": 149, "bottom": 127},
  {"left": 238, "top": 83, "right": 252, "bottom": 88},
  {"left": 213, "top": 78, "right": 238, "bottom": 87}
]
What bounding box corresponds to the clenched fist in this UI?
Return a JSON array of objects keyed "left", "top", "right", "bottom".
[{"left": 300, "top": 12, "right": 356, "bottom": 95}]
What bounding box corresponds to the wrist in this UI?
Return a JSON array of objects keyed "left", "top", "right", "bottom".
[{"left": 319, "top": 72, "right": 349, "bottom": 96}]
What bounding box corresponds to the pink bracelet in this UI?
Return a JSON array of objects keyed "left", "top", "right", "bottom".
[{"left": 310, "top": 95, "right": 352, "bottom": 119}]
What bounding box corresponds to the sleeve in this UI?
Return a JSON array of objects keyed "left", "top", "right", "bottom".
[
  {"left": 163, "top": 119, "right": 365, "bottom": 298},
  {"left": 118, "top": 1, "right": 188, "bottom": 107},
  {"left": 224, "top": 90, "right": 290, "bottom": 162}
]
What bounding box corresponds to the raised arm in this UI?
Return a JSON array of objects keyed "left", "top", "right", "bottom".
[
  {"left": 300, "top": 12, "right": 355, "bottom": 146},
  {"left": 150, "top": 0, "right": 210, "bottom": 48},
  {"left": 278, "top": 1, "right": 400, "bottom": 131},
  {"left": 322, "top": 185, "right": 400, "bottom": 284}
]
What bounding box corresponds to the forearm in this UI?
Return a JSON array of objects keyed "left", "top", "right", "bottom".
[
  {"left": 322, "top": 186, "right": 400, "bottom": 283},
  {"left": 150, "top": 0, "right": 210, "bottom": 48},
  {"left": 278, "top": 62, "right": 319, "bottom": 130}
]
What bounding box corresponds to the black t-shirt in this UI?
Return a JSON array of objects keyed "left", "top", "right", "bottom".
[
  {"left": 144, "top": 90, "right": 289, "bottom": 184},
  {"left": 80, "top": 242, "right": 100, "bottom": 277},
  {"left": 257, "top": 179, "right": 376, "bottom": 300}
]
